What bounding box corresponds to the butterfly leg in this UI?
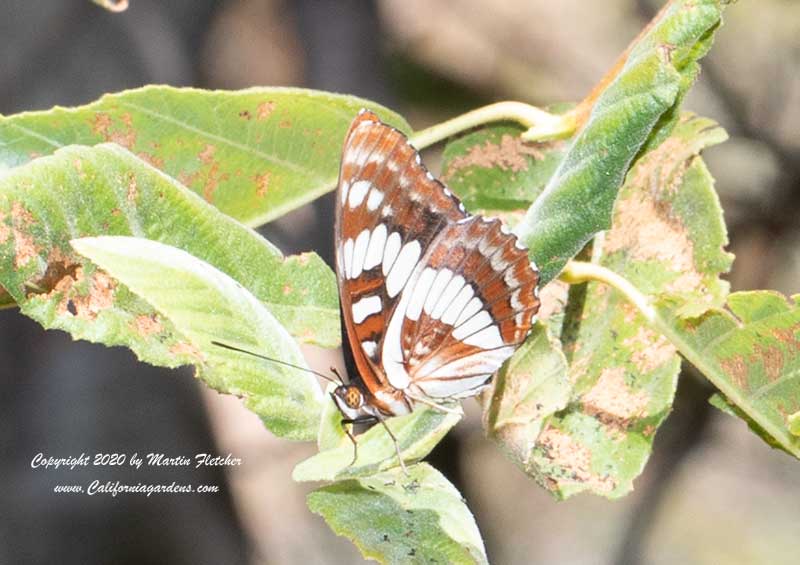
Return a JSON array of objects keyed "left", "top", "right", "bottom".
[
  {"left": 340, "top": 416, "right": 376, "bottom": 468},
  {"left": 375, "top": 414, "right": 408, "bottom": 476}
]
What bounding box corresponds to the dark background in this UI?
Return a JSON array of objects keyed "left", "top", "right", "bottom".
[{"left": 1, "top": 1, "right": 798, "bottom": 564}]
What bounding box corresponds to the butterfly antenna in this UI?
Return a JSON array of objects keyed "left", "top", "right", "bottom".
[
  {"left": 210, "top": 340, "right": 339, "bottom": 384},
  {"left": 329, "top": 366, "right": 346, "bottom": 385}
]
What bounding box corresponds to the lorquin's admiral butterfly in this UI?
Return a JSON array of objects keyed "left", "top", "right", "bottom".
[
  {"left": 329, "top": 110, "right": 540, "bottom": 466},
  {"left": 215, "top": 109, "right": 540, "bottom": 470}
]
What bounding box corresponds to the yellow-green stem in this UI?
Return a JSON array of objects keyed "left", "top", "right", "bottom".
[{"left": 409, "top": 101, "right": 574, "bottom": 150}]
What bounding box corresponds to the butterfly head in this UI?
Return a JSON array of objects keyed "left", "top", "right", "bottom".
[{"left": 331, "top": 384, "right": 367, "bottom": 420}]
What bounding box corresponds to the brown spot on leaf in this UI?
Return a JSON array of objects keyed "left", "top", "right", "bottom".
[
  {"left": 177, "top": 171, "right": 201, "bottom": 188},
  {"left": 111, "top": 208, "right": 121, "bottom": 216},
  {"left": 279, "top": 119, "right": 292, "bottom": 129},
  {"left": 296, "top": 253, "right": 311, "bottom": 266},
  {"left": 37, "top": 264, "right": 116, "bottom": 320},
  {"left": 91, "top": 111, "right": 136, "bottom": 149},
  {"left": 239, "top": 110, "right": 252, "bottom": 120},
  {"left": 133, "top": 314, "right": 162, "bottom": 336},
  {"left": 11, "top": 202, "right": 39, "bottom": 268},
  {"left": 257, "top": 101, "right": 275, "bottom": 120},
  {"left": 536, "top": 427, "right": 615, "bottom": 493},
  {"left": 750, "top": 343, "right": 789, "bottom": 383},
  {"left": 202, "top": 162, "right": 229, "bottom": 202},
  {"left": 773, "top": 326, "right": 800, "bottom": 350},
  {"left": 255, "top": 171, "right": 271, "bottom": 198},
  {"left": 605, "top": 194, "right": 701, "bottom": 294},
  {"left": 720, "top": 354, "right": 749, "bottom": 391},
  {"left": 282, "top": 284, "right": 292, "bottom": 296},
  {"left": 623, "top": 326, "right": 676, "bottom": 372},
  {"left": 127, "top": 173, "right": 138, "bottom": 202},
  {"left": 197, "top": 144, "right": 228, "bottom": 202},
  {"left": 658, "top": 43, "right": 676, "bottom": 64},
  {"left": 25, "top": 250, "right": 80, "bottom": 298},
  {"left": 199, "top": 144, "right": 216, "bottom": 164},
  {"left": 170, "top": 341, "right": 204, "bottom": 362},
  {"left": 91, "top": 112, "right": 112, "bottom": 136},
  {"left": 581, "top": 367, "right": 650, "bottom": 433},
  {"left": 137, "top": 152, "right": 164, "bottom": 169},
  {"left": 444, "top": 135, "right": 555, "bottom": 180},
  {"left": 536, "top": 280, "right": 569, "bottom": 321},
  {"left": 0, "top": 211, "right": 10, "bottom": 244}
]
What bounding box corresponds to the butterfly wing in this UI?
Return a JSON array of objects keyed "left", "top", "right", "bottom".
[
  {"left": 396, "top": 216, "right": 540, "bottom": 399},
  {"left": 335, "top": 110, "right": 466, "bottom": 414},
  {"left": 335, "top": 110, "right": 540, "bottom": 412}
]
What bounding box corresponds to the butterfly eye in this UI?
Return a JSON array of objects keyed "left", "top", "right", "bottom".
[{"left": 344, "top": 386, "right": 363, "bottom": 409}]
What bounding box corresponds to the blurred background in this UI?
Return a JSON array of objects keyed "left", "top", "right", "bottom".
[{"left": 1, "top": 1, "right": 798, "bottom": 563}]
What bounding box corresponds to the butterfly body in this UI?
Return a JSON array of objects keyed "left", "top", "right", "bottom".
[{"left": 334, "top": 110, "right": 541, "bottom": 428}]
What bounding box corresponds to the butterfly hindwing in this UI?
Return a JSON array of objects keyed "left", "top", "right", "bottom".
[{"left": 402, "top": 217, "right": 539, "bottom": 398}]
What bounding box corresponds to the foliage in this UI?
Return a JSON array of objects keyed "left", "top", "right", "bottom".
[{"left": 3, "top": 1, "right": 797, "bottom": 562}]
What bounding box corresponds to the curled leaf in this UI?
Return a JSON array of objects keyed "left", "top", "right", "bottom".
[{"left": 72, "top": 236, "right": 323, "bottom": 440}]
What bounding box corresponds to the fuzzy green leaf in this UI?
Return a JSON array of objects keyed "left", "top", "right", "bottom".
[
  {"left": 307, "top": 463, "right": 487, "bottom": 565},
  {"left": 72, "top": 236, "right": 323, "bottom": 440},
  {"left": 0, "top": 144, "right": 339, "bottom": 347},
  {"left": 531, "top": 113, "right": 731, "bottom": 499},
  {"left": 294, "top": 405, "right": 461, "bottom": 482},
  {"left": 0, "top": 85, "right": 409, "bottom": 227},
  {"left": 515, "top": 0, "right": 727, "bottom": 285}
]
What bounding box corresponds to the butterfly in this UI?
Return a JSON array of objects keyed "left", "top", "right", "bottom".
[{"left": 329, "top": 109, "right": 541, "bottom": 466}]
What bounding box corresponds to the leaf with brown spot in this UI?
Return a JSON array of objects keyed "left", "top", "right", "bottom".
[
  {"left": 671, "top": 291, "right": 800, "bottom": 457},
  {"left": 0, "top": 144, "right": 340, "bottom": 377},
  {"left": 0, "top": 86, "right": 409, "bottom": 227},
  {"left": 529, "top": 113, "right": 729, "bottom": 499},
  {"left": 482, "top": 323, "right": 570, "bottom": 473},
  {"left": 441, "top": 125, "right": 567, "bottom": 213}
]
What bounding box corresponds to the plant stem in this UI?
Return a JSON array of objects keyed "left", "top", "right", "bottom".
[
  {"left": 560, "top": 260, "right": 800, "bottom": 458},
  {"left": 560, "top": 261, "right": 658, "bottom": 324},
  {"left": 409, "top": 101, "right": 575, "bottom": 150}
]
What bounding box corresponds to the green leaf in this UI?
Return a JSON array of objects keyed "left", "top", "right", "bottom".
[
  {"left": 531, "top": 113, "right": 730, "bottom": 499},
  {"left": 294, "top": 405, "right": 462, "bottom": 482},
  {"left": 0, "top": 144, "right": 339, "bottom": 348},
  {"left": 670, "top": 291, "right": 800, "bottom": 457},
  {"left": 307, "top": 463, "right": 487, "bottom": 565},
  {"left": 0, "top": 85, "right": 409, "bottom": 227},
  {"left": 72, "top": 236, "right": 323, "bottom": 441},
  {"left": 440, "top": 124, "right": 567, "bottom": 213},
  {"left": 514, "top": 0, "right": 727, "bottom": 285},
  {"left": 482, "top": 323, "right": 571, "bottom": 470}
]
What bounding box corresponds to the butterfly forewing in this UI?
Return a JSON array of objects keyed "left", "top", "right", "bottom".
[{"left": 335, "top": 110, "right": 540, "bottom": 415}]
